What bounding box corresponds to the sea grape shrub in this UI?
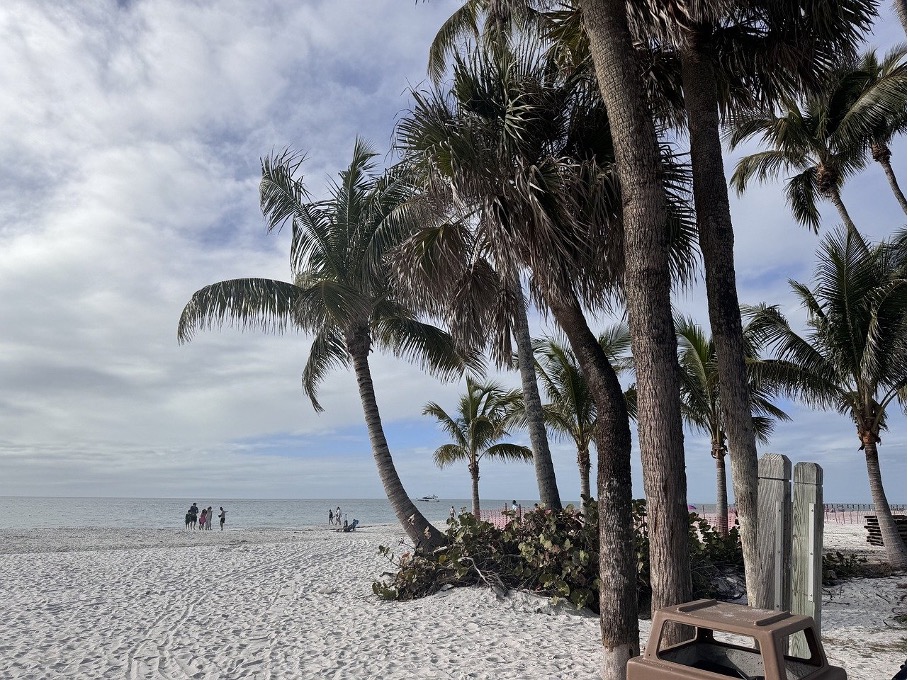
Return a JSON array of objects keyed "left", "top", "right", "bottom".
[
  {"left": 633, "top": 499, "right": 745, "bottom": 608},
  {"left": 500, "top": 499, "right": 599, "bottom": 610},
  {"left": 822, "top": 550, "right": 870, "bottom": 584},
  {"left": 372, "top": 513, "right": 506, "bottom": 601},
  {"left": 373, "top": 498, "right": 744, "bottom": 611}
]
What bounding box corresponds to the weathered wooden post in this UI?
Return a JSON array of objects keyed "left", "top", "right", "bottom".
[
  {"left": 791, "top": 462, "right": 823, "bottom": 657},
  {"left": 756, "top": 453, "right": 792, "bottom": 611}
]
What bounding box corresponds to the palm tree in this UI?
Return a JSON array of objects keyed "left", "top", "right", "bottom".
[
  {"left": 532, "top": 327, "right": 634, "bottom": 499},
  {"left": 675, "top": 315, "right": 790, "bottom": 537},
  {"left": 834, "top": 45, "right": 908, "bottom": 212},
  {"left": 424, "top": 376, "right": 532, "bottom": 516},
  {"left": 178, "top": 140, "right": 474, "bottom": 551},
  {"left": 390, "top": 210, "right": 563, "bottom": 511},
  {"left": 729, "top": 76, "right": 870, "bottom": 234},
  {"left": 745, "top": 227, "right": 907, "bottom": 567},
  {"left": 574, "top": 3, "right": 694, "bottom": 651},
  {"left": 396, "top": 34, "right": 652, "bottom": 670},
  {"left": 425, "top": 0, "right": 879, "bottom": 617}
]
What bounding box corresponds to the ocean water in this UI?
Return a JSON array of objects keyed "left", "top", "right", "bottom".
[{"left": 0, "top": 496, "right": 536, "bottom": 531}]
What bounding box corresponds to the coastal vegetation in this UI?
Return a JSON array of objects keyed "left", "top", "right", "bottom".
[
  {"left": 745, "top": 226, "right": 907, "bottom": 567},
  {"left": 175, "top": 2, "right": 905, "bottom": 678},
  {"left": 531, "top": 329, "right": 635, "bottom": 500},
  {"left": 675, "top": 314, "right": 791, "bottom": 536},
  {"left": 178, "top": 141, "right": 476, "bottom": 550},
  {"left": 423, "top": 377, "right": 532, "bottom": 516},
  {"left": 373, "top": 502, "right": 745, "bottom": 615}
]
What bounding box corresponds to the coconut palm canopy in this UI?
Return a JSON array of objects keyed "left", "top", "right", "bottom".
[
  {"left": 745, "top": 227, "right": 907, "bottom": 564},
  {"left": 178, "top": 140, "right": 480, "bottom": 549}
]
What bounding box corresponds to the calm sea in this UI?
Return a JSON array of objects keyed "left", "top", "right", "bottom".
[{"left": 0, "top": 497, "right": 543, "bottom": 530}]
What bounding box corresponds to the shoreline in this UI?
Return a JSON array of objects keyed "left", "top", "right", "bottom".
[{"left": 0, "top": 523, "right": 903, "bottom": 679}]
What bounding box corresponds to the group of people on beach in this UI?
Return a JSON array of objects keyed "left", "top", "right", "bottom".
[
  {"left": 185, "top": 502, "right": 227, "bottom": 530},
  {"left": 328, "top": 505, "right": 345, "bottom": 527}
]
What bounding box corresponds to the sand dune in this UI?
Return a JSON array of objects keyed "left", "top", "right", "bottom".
[{"left": 0, "top": 523, "right": 902, "bottom": 679}]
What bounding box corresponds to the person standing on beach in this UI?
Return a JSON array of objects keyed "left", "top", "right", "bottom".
[
  {"left": 198, "top": 508, "right": 208, "bottom": 530},
  {"left": 188, "top": 502, "right": 199, "bottom": 530},
  {"left": 336, "top": 506, "right": 341, "bottom": 526},
  {"left": 218, "top": 506, "right": 227, "bottom": 530},
  {"left": 206, "top": 506, "right": 213, "bottom": 530},
  {"left": 329, "top": 508, "right": 334, "bottom": 525},
  {"left": 450, "top": 505, "right": 456, "bottom": 520}
]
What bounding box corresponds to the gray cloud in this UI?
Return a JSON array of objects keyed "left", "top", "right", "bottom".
[{"left": 0, "top": 0, "right": 903, "bottom": 504}]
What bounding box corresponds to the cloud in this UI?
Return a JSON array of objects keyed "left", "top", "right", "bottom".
[{"left": 0, "top": 0, "right": 903, "bottom": 506}]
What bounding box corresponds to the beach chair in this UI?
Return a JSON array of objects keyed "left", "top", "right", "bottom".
[{"left": 343, "top": 519, "right": 359, "bottom": 533}]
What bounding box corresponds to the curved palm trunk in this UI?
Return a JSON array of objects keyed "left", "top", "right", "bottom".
[
  {"left": 680, "top": 43, "right": 760, "bottom": 602},
  {"left": 862, "top": 437, "right": 907, "bottom": 566},
  {"left": 511, "top": 274, "right": 562, "bottom": 509},
  {"left": 346, "top": 328, "right": 445, "bottom": 551},
  {"left": 872, "top": 144, "right": 907, "bottom": 213},
  {"left": 578, "top": 444, "right": 592, "bottom": 500},
  {"left": 828, "top": 188, "right": 858, "bottom": 234},
  {"left": 580, "top": 0, "right": 692, "bottom": 641},
  {"left": 469, "top": 460, "right": 481, "bottom": 517},
  {"left": 546, "top": 292, "right": 639, "bottom": 677},
  {"left": 713, "top": 445, "right": 729, "bottom": 539}
]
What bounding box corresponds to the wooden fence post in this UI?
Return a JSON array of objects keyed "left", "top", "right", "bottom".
[
  {"left": 791, "top": 463, "right": 823, "bottom": 657},
  {"left": 756, "top": 453, "right": 792, "bottom": 611}
]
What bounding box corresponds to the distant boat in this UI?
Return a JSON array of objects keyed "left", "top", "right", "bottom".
[{"left": 417, "top": 495, "right": 439, "bottom": 502}]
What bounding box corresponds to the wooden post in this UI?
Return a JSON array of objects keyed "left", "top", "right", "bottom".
[
  {"left": 756, "top": 453, "right": 792, "bottom": 611},
  {"left": 791, "top": 463, "right": 823, "bottom": 658}
]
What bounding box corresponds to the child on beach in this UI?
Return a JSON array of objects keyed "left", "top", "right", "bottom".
[{"left": 198, "top": 509, "right": 207, "bottom": 530}]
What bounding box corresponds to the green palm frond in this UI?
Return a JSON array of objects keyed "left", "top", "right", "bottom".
[
  {"left": 424, "top": 375, "right": 530, "bottom": 472},
  {"left": 783, "top": 168, "right": 822, "bottom": 232},
  {"left": 301, "top": 327, "right": 349, "bottom": 412},
  {"left": 372, "top": 311, "right": 482, "bottom": 381},
  {"left": 482, "top": 442, "right": 533, "bottom": 462},
  {"left": 433, "top": 443, "right": 469, "bottom": 468},
  {"left": 730, "top": 149, "right": 804, "bottom": 195},
  {"left": 178, "top": 278, "right": 304, "bottom": 343},
  {"left": 834, "top": 44, "right": 907, "bottom": 151}
]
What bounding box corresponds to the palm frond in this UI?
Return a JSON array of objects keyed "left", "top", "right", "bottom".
[
  {"left": 301, "top": 326, "right": 349, "bottom": 412},
  {"left": 177, "top": 278, "right": 304, "bottom": 343},
  {"left": 481, "top": 442, "right": 534, "bottom": 462}
]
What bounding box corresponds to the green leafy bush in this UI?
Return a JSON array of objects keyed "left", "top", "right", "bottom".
[
  {"left": 822, "top": 550, "right": 869, "bottom": 584},
  {"left": 373, "top": 498, "right": 745, "bottom": 611}
]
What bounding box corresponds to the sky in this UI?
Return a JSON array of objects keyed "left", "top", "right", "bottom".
[{"left": 0, "top": 1, "right": 905, "bottom": 504}]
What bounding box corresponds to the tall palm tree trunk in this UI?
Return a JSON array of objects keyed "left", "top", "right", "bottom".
[
  {"left": 511, "top": 274, "right": 562, "bottom": 509},
  {"left": 713, "top": 445, "right": 729, "bottom": 538},
  {"left": 862, "top": 437, "right": 907, "bottom": 566},
  {"left": 346, "top": 328, "right": 445, "bottom": 550},
  {"left": 872, "top": 143, "right": 907, "bottom": 212},
  {"left": 578, "top": 445, "right": 592, "bottom": 500},
  {"left": 579, "top": 0, "right": 692, "bottom": 638},
  {"left": 546, "top": 293, "right": 638, "bottom": 678},
  {"left": 680, "top": 42, "right": 760, "bottom": 603},
  {"left": 828, "top": 188, "right": 859, "bottom": 234},
  {"left": 469, "top": 460, "right": 482, "bottom": 517}
]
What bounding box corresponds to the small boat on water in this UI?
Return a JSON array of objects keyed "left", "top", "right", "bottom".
[{"left": 417, "top": 495, "right": 439, "bottom": 502}]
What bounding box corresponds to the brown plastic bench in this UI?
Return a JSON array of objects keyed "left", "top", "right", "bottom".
[{"left": 627, "top": 599, "right": 846, "bottom": 680}]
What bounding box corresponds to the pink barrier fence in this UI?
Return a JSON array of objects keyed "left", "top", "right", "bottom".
[
  {"left": 696, "top": 504, "right": 907, "bottom": 530},
  {"left": 822, "top": 503, "right": 906, "bottom": 524},
  {"left": 471, "top": 504, "right": 907, "bottom": 531}
]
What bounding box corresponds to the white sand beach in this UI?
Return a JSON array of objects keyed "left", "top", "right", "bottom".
[{"left": 0, "top": 523, "right": 903, "bottom": 679}]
